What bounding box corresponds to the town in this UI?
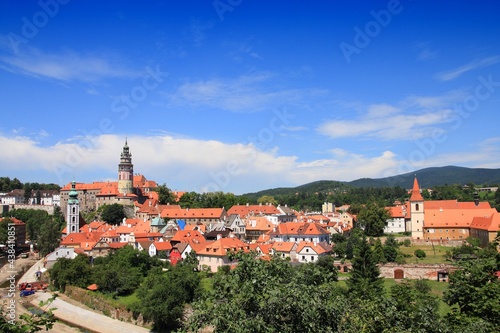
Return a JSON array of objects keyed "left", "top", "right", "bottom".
[{"left": 1, "top": 141, "right": 499, "bottom": 332}]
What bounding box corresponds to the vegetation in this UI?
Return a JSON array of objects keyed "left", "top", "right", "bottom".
[
  {"left": 0, "top": 295, "right": 57, "bottom": 333},
  {"left": 1, "top": 207, "right": 66, "bottom": 255},
  {"left": 46, "top": 231, "right": 500, "bottom": 333},
  {"left": 99, "top": 203, "right": 126, "bottom": 226},
  {"left": 356, "top": 203, "right": 391, "bottom": 236}
]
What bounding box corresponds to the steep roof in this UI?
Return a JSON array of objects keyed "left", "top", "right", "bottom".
[
  {"left": 196, "top": 237, "right": 249, "bottom": 256},
  {"left": 387, "top": 205, "right": 408, "bottom": 218},
  {"left": 246, "top": 217, "right": 274, "bottom": 231},
  {"left": 410, "top": 177, "right": 424, "bottom": 201},
  {"left": 470, "top": 212, "right": 500, "bottom": 232},
  {"left": 271, "top": 242, "right": 296, "bottom": 252},
  {"left": 295, "top": 241, "right": 332, "bottom": 254}
]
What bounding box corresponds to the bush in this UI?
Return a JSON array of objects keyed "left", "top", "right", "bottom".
[
  {"left": 414, "top": 249, "right": 426, "bottom": 259},
  {"left": 401, "top": 239, "right": 411, "bottom": 247}
]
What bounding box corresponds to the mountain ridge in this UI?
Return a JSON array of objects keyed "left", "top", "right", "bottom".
[{"left": 243, "top": 166, "right": 500, "bottom": 197}]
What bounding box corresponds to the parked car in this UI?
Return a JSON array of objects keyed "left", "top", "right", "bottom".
[{"left": 20, "top": 290, "right": 35, "bottom": 297}]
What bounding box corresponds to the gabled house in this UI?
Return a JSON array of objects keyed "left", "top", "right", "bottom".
[
  {"left": 384, "top": 205, "right": 408, "bottom": 234},
  {"left": 149, "top": 241, "right": 172, "bottom": 258},
  {"left": 296, "top": 241, "right": 332, "bottom": 263},
  {"left": 470, "top": 212, "right": 500, "bottom": 247},
  {"left": 245, "top": 217, "right": 274, "bottom": 242},
  {"left": 271, "top": 242, "right": 298, "bottom": 260},
  {"left": 268, "top": 222, "right": 330, "bottom": 244},
  {"left": 44, "top": 246, "right": 77, "bottom": 268},
  {"left": 196, "top": 237, "right": 250, "bottom": 272},
  {"left": 224, "top": 214, "right": 246, "bottom": 239}
]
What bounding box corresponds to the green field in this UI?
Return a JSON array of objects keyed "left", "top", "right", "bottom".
[{"left": 399, "top": 244, "right": 451, "bottom": 264}]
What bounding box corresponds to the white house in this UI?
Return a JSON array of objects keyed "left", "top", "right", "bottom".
[
  {"left": 44, "top": 246, "right": 77, "bottom": 268},
  {"left": 384, "top": 205, "right": 408, "bottom": 234},
  {"left": 296, "top": 241, "right": 332, "bottom": 263}
]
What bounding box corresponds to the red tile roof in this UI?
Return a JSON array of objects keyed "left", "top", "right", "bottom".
[
  {"left": 470, "top": 212, "right": 500, "bottom": 232},
  {"left": 410, "top": 177, "right": 424, "bottom": 201},
  {"left": 196, "top": 237, "right": 250, "bottom": 256},
  {"left": 161, "top": 207, "right": 225, "bottom": 219},
  {"left": 227, "top": 204, "right": 280, "bottom": 217},
  {"left": 296, "top": 241, "right": 332, "bottom": 254}
]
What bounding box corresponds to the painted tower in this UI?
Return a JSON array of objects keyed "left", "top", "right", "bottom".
[
  {"left": 66, "top": 181, "right": 80, "bottom": 235},
  {"left": 118, "top": 139, "right": 134, "bottom": 195},
  {"left": 410, "top": 177, "right": 425, "bottom": 239}
]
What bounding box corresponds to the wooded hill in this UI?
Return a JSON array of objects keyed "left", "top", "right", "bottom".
[{"left": 243, "top": 166, "right": 500, "bottom": 199}]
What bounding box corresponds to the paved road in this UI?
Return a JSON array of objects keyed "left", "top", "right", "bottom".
[{"left": 19, "top": 259, "right": 151, "bottom": 333}]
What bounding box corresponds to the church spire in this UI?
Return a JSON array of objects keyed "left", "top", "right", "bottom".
[{"left": 410, "top": 177, "right": 424, "bottom": 201}]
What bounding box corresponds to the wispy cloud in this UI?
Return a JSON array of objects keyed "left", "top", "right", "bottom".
[
  {"left": 414, "top": 42, "right": 438, "bottom": 61},
  {"left": 165, "top": 72, "right": 328, "bottom": 113},
  {"left": 317, "top": 92, "right": 464, "bottom": 140},
  {"left": 0, "top": 46, "right": 140, "bottom": 82},
  {"left": 435, "top": 56, "right": 500, "bottom": 81}
]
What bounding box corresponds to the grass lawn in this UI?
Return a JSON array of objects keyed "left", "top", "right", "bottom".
[{"left": 399, "top": 244, "right": 452, "bottom": 264}]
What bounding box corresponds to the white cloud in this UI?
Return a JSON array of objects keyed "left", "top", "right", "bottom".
[
  {"left": 317, "top": 93, "right": 465, "bottom": 140},
  {"left": 0, "top": 47, "right": 139, "bottom": 82},
  {"left": 435, "top": 56, "right": 500, "bottom": 81},
  {"left": 1, "top": 133, "right": 497, "bottom": 194}
]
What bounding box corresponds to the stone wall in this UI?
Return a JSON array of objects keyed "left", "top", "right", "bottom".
[
  {"left": 12, "top": 204, "right": 55, "bottom": 214},
  {"left": 64, "top": 286, "right": 151, "bottom": 327},
  {"left": 379, "top": 263, "right": 456, "bottom": 280}
]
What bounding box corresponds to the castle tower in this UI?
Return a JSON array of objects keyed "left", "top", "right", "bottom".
[
  {"left": 66, "top": 181, "right": 80, "bottom": 235},
  {"left": 118, "top": 139, "right": 134, "bottom": 195},
  {"left": 409, "top": 177, "right": 424, "bottom": 239}
]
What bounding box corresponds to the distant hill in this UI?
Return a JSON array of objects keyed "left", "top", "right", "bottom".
[
  {"left": 243, "top": 166, "right": 500, "bottom": 197},
  {"left": 348, "top": 166, "right": 500, "bottom": 189}
]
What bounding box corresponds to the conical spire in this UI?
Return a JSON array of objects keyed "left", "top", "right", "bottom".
[{"left": 410, "top": 177, "right": 424, "bottom": 201}]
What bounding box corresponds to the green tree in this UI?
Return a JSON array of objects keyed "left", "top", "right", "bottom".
[
  {"left": 154, "top": 184, "right": 177, "bottom": 205},
  {"left": 50, "top": 254, "right": 92, "bottom": 292},
  {"left": 356, "top": 203, "right": 391, "bottom": 237},
  {"left": 444, "top": 255, "right": 500, "bottom": 327},
  {"left": 257, "top": 195, "right": 277, "bottom": 205},
  {"left": 372, "top": 238, "right": 387, "bottom": 264},
  {"left": 100, "top": 203, "right": 126, "bottom": 225},
  {"left": 37, "top": 219, "right": 62, "bottom": 256},
  {"left": 138, "top": 265, "right": 201, "bottom": 332},
  {"left": 388, "top": 280, "right": 444, "bottom": 332},
  {"left": 347, "top": 236, "right": 383, "bottom": 299},
  {"left": 91, "top": 246, "right": 163, "bottom": 296},
  {"left": 0, "top": 218, "right": 11, "bottom": 245}
]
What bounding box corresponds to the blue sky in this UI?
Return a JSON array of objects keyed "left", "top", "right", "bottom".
[{"left": 1, "top": 0, "right": 500, "bottom": 194}]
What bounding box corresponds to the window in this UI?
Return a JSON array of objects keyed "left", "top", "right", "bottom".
[
  {"left": 302, "top": 256, "right": 306, "bottom": 261},
  {"left": 311, "top": 256, "right": 314, "bottom": 261},
  {"left": 306, "top": 248, "right": 309, "bottom": 253},
  {"left": 415, "top": 203, "right": 419, "bottom": 211}
]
